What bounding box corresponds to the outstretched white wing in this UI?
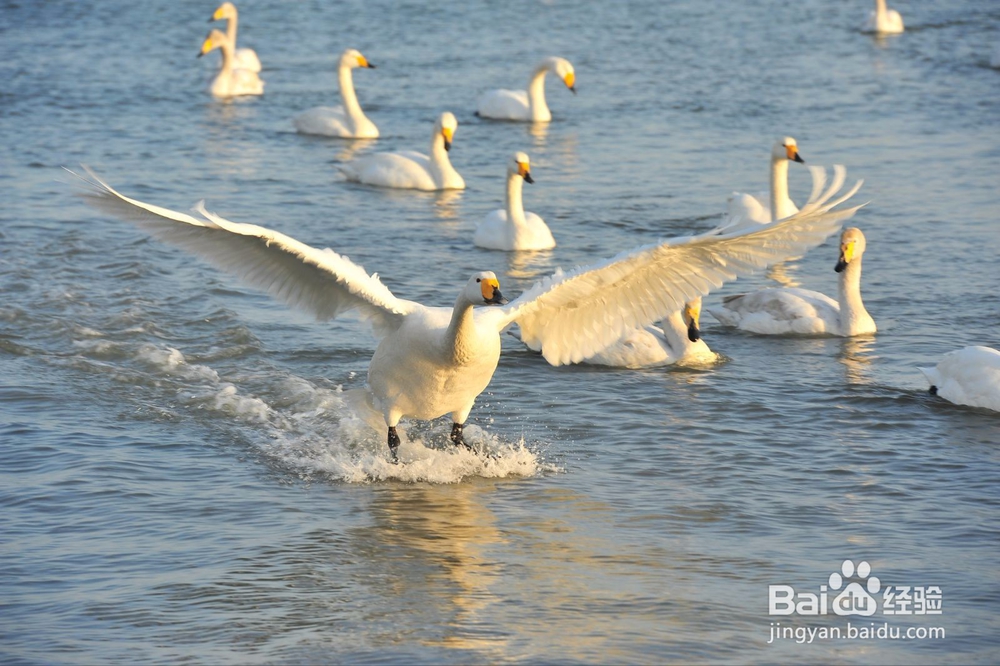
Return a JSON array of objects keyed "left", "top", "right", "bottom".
[
  {"left": 492, "top": 166, "right": 864, "bottom": 366},
  {"left": 70, "top": 168, "right": 414, "bottom": 337}
]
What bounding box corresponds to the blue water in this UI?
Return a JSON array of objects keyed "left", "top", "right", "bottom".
[{"left": 2, "top": 0, "right": 999, "bottom": 663}]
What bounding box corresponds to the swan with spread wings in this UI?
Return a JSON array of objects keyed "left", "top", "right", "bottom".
[{"left": 71, "top": 167, "right": 861, "bottom": 461}]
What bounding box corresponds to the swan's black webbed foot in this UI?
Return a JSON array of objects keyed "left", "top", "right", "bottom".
[
  {"left": 388, "top": 426, "right": 400, "bottom": 463},
  {"left": 450, "top": 422, "right": 472, "bottom": 451}
]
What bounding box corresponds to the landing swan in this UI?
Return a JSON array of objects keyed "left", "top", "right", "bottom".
[
  {"left": 863, "top": 0, "right": 904, "bottom": 35},
  {"left": 340, "top": 112, "right": 464, "bottom": 190},
  {"left": 920, "top": 346, "right": 1000, "bottom": 412},
  {"left": 293, "top": 49, "right": 379, "bottom": 139},
  {"left": 210, "top": 2, "right": 261, "bottom": 73},
  {"left": 708, "top": 226, "right": 876, "bottom": 337},
  {"left": 476, "top": 57, "right": 576, "bottom": 122},
  {"left": 198, "top": 29, "right": 264, "bottom": 97},
  {"left": 582, "top": 298, "right": 717, "bottom": 368},
  {"left": 720, "top": 137, "right": 805, "bottom": 235},
  {"left": 72, "top": 165, "right": 861, "bottom": 460},
  {"left": 474, "top": 152, "right": 554, "bottom": 251}
]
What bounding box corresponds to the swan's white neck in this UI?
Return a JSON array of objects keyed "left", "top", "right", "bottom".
[
  {"left": 446, "top": 297, "right": 477, "bottom": 364},
  {"left": 216, "top": 38, "right": 235, "bottom": 75},
  {"left": 874, "top": 0, "right": 888, "bottom": 19},
  {"left": 338, "top": 65, "right": 365, "bottom": 129},
  {"left": 837, "top": 257, "right": 876, "bottom": 336},
  {"left": 224, "top": 12, "right": 239, "bottom": 46},
  {"left": 770, "top": 155, "right": 795, "bottom": 222},
  {"left": 428, "top": 127, "right": 458, "bottom": 187},
  {"left": 659, "top": 310, "right": 697, "bottom": 357},
  {"left": 526, "top": 63, "right": 552, "bottom": 122},
  {"left": 505, "top": 171, "right": 527, "bottom": 228}
]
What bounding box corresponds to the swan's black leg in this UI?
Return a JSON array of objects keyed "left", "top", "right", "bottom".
[
  {"left": 450, "top": 422, "right": 472, "bottom": 451},
  {"left": 388, "top": 426, "right": 400, "bottom": 462}
]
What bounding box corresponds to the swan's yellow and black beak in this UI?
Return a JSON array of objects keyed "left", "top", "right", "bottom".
[
  {"left": 685, "top": 302, "right": 702, "bottom": 342},
  {"left": 357, "top": 55, "right": 375, "bottom": 69},
  {"left": 441, "top": 127, "right": 453, "bottom": 151},
  {"left": 564, "top": 72, "right": 576, "bottom": 94},
  {"left": 198, "top": 35, "right": 213, "bottom": 58},
  {"left": 835, "top": 240, "right": 855, "bottom": 273},
  {"left": 210, "top": 7, "right": 223, "bottom": 21},
  {"left": 785, "top": 144, "right": 805, "bottom": 164},
  {"left": 481, "top": 278, "right": 507, "bottom": 305},
  {"left": 518, "top": 161, "right": 533, "bottom": 184}
]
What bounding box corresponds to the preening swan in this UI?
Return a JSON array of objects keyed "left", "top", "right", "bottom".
[
  {"left": 474, "top": 152, "right": 554, "bottom": 251},
  {"left": 71, "top": 165, "right": 861, "bottom": 460},
  {"left": 293, "top": 49, "right": 379, "bottom": 139},
  {"left": 863, "top": 0, "right": 904, "bottom": 35},
  {"left": 920, "top": 346, "right": 1000, "bottom": 412},
  {"left": 581, "top": 298, "right": 717, "bottom": 368},
  {"left": 708, "top": 226, "right": 876, "bottom": 337},
  {"left": 340, "top": 112, "right": 464, "bottom": 190},
  {"left": 476, "top": 57, "right": 576, "bottom": 122},
  {"left": 198, "top": 29, "right": 264, "bottom": 97},
  {"left": 720, "top": 137, "right": 805, "bottom": 235},
  {"left": 210, "top": 2, "right": 261, "bottom": 73}
]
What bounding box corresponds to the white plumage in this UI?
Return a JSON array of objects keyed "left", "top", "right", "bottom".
[
  {"left": 708, "top": 226, "right": 876, "bottom": 337},
  {"left": 293, "top": 49, "right": 379, "bottom": 139},
  {"left": 474, "top": 152, "right": 554, "bottom": 251},
  {"left": 71, "top": 165, "right": 862, "bottom": 458},
  {"left": 198, "top": 28, "right": 264, "bottom": 97},
  {"left": 719, "top": 137, "right": 806, "bottom": 235},
  {"left": 920, "top": 347, "right": 1000, "bottom": 412},
  {"left": 340, "top": 112, "right": 464, "bottom": 190},
  {"left": 210, "top": 2, "right": 262, "bottom": 73},
  {"left": 476, "top": 57, "right": 576, "bottom": 122},
  {"left": 863, "top": 0, "right": 904, "bottom": 35}
]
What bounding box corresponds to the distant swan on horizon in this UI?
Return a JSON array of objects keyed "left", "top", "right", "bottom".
[{"left": 863, "top": 0, "right": 904, "bottom": 35}]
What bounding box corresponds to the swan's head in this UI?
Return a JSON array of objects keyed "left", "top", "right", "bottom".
[
  {"left": 550, "top": 57, "right": 576, "bottom": 94},
  {"left": 341, "top": 48, "right": 375, "bottom": 70},
  {"left": 211, "top": 2, "right": 237, "bottom": 21},
  {"left": 508, "top": 152, "right": 534, "bottom": 184},
  {"left": 773, "top": 137, "right": 805, "bottom": 164},
  {"left": 835, "top": 227, "right": 867, "bottom": 273},
  {"left": 683, "top": 297, "right": 703, "bottom": 342},
  {"left": 198, "top": 29, "right": 228, "bottom": 57},
  {"left": 436, "top": 112, "right": 459, "bottom": 151},
  {"left": 466, "top": 272, "right": 508, "bottom": 306}
]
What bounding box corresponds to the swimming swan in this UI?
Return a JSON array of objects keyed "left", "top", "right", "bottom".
[
  {"left": 340, "top": 112, "right": 464, "bottom": 190},
  {"left": 293, "top": 49, "right": 379, "bottom": 139},
  {"left": 720, "top": 137, "right": 805, "bottom": 235},
  {"left": 198, "top": 29, "right": 264, "bottom": 97},
  {"left": 864, "top": 0, "right": 904, "bottom": 35},
  {"left": 476, "top": 57, "right": 576, "bottom": 122},
  {"left": 210, "top": 2, "right": 261, "bottom": 73},
  {"left": 71, "top": 165, "right": 861, "bottom": 460},
  {"left": 920, "top": 346, "right": 1000, "bottom": 412},
  {"left": 474, "top": 152, "right": 554, "bottom": 251},
  {"left": 582, "top": 298, "right": 717, "bottom": 368},
  {"left": 708, "top": 226, "right": 876, "bottom": 337}
]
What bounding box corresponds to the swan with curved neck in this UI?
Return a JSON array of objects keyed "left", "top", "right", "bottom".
[
  {"left": 583, "top": 298, "right": 717, "bottom": 368},
  {"left": 721, "top": 137, "right": 805, "bottom": 234},
  {"left": 210, "top": 2, "right": 262, "bottom": 72},
  {"left": 198, "top": 29, "right": 264, "bottom": 97},
  {"left": 476, "top": 57, "right": 576, "bottom": 122},
  {"left": 708, "top": 227, "right": 876, "bottom": 337},
  {"left": 73, "top": 164, "right": 861, "bottom": 460},
  {"left": 340, "top": 112, "right": 464, "bottom": 190},
  {"left": 293, "top": 49, "right": 379, "bottom": 138},
  {"left": 864, "top": 0, "right": 904, "bottom": 35},
  {"left": 474, "top": 152, "right": 554, "bottom": 251}
]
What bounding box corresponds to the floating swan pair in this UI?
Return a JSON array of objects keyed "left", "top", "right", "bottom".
[
  {"left": 199, "top": 3, "right": 264, "bottom": 97},
  {"left": 72, "top": 165, "right": 862, "bottom": 460}
]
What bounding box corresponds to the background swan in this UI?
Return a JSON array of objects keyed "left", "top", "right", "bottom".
[
  {"left": 73, "top": 165, "right": 860, "bottom": 459},
  {"left": 582, "top": 298, "right": 717, "bottom": 368},
  {"left": 708, "top": 226, "right": 876, "bottom": 337},
  {"left": 210, "top": 2, "right": 261, "bottom": 73},
  {"left": 476, "top": 57, "right": 576, "bottom": 122},
  {"left": 920, "top": 346, "right": 1000, "bottom": 412},
  {"left": 720, "top": 137, "right": 805, "bottom": 235},
  {"left": 293, "top": 49, "right": 379, "bottom": 139},
  {"left": 474, "top": 152, "right": 554, "bottom": 251},
  {"left": 198, "top": 28, "right": 264, "bottom": 97},
  {"left": 340, "top": 112, "right": 464, "bottom": 190},
  {"left": 864, "top": 0, "right": 904, "bottom": 35}
]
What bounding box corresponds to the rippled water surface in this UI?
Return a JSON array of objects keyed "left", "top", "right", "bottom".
[{"left": 3, "top": 0, "right": 1000, "bottom": 663}]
